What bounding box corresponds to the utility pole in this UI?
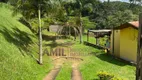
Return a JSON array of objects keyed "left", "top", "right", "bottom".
[{"left": 136, "top": 13, "right": 142, "bottom": 80}]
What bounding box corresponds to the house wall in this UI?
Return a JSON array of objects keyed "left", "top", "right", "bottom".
[
  {"left": 110, "top": 30, "right": 120, "bottom": 57},
  {"left": 120, "top": 26, "right": 138, "bottom": 62}
]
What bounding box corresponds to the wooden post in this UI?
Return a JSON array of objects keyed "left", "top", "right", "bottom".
[
  {"left": 96, "top": 33, "right": 98, "bottom": 45},
  {"left": 87, "top": 30, "right": 89, "bottom": 42},
  {"left": 136, "top": 13, "right": 142, "bottom": 80},
  {"left": 112, "top": 28, "right": 115, "bottom": 56},
  {"left": 57, "top": 48, "right": 59, "bottom": 56},
  {"left": 96, "top": 38, "right": 98, "bottom": 45},
  {"left": 59, "top": 48, "right": 61, "bottom": 56},
  {"left": 62, "top": 48, "right": 64, "bottom": 56}
]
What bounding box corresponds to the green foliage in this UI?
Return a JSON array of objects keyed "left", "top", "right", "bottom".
[
  {"left": 106, "top": 10, "right": 138, "bottom": 28},
  {"left": 59, "top": 1, "right": 142, "bottom": 29},
  {"left": 29, "top": 18, "right": 39, "bottom": 33},
  {"left": 82, "top": 17, "right": 96, "bottom": 29},
  {"left": 9, "top": 0, "right": 142, "bottom": 30},
  {"left": 42, "top": 18, "right": 54, "bottom": 28},
  {"left": 27, "top": 17, "right": 54, "bottom": 33},
  {"left": 91, "top": 1, "right": 141, "bottom": 29}
]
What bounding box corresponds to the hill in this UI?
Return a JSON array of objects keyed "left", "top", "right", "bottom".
[{"left": 0, "top": 3, "right": 51, "bottom": 80}]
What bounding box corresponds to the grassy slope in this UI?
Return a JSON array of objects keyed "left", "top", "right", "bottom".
[{"left": 0, "top": 3, "right": 52, "bottom": 80}]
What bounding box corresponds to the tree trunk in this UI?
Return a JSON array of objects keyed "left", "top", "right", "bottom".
[
  {"left": 38, "top": 5, "right": 43, "bottom": 64},
  {"left": 79, "top": 26, "right": 83, "bottom": 44},
  {"left": 74, "top": 28, "right": 76, "bottom": 41},
  {"left": 79, "top": 13, "right": 83, "bottom": 44},
  {"left": 136, "top": 13, "right": 142, "bottom": 80},
  {"left": 69, "top": 26, "right": 71, "bottom": 38}
]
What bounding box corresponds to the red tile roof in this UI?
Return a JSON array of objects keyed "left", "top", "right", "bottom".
[{"left": 128, "top": 21, "right": 139, "bottom": 28}]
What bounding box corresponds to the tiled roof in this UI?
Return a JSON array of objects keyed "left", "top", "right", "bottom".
[
  {"left": 114, "top": 21, "right": 139, "bottom": 29},
  {"left": 128, "top": 21, "right": 139, "bottom": 28}
]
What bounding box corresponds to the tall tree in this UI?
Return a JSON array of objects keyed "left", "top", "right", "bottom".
[{"left": 11, "top": 0, "right": 56, "bottom": 64}]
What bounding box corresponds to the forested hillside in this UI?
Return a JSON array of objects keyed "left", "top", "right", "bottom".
[{"left": 4, "top": 0, "right": 142, "bottom": 30}]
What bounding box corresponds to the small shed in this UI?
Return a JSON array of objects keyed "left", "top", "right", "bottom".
[
  {"left": 87, "top": 29, "right": 111, "bottom": 49},
  {"left": 111, "top": 21, "right": 139, "bottom": 63}
]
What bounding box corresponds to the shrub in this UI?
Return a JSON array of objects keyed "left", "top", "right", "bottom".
[
  {"left": 97, "top": 71, "right": 123, "bottom": 80},
  {"left": 97, "top": 71, "right": 114, "bottom": 80}
]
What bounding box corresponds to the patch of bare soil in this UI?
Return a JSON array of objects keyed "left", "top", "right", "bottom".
[
  {"left": 71, "top": 67, "right": 82, "bottom": 80},
  {"left": 71, "top": 59, "right": 83, "bottom": 80}
]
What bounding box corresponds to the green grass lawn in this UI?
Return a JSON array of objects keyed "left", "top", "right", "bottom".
[
  {"left": 44, "top": 37, "right": 135, "bottom": 80},
  {"left": 71, "top": 41, "right": 135, "bottom": 80},
  {"left": 82, "top": 35, "right": 96, "bottom": 44},
  {"left": 78, "top": 34, "right": 107, "bottom": 47}
]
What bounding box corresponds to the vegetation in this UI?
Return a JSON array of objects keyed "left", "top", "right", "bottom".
[
  {"left": 0, "top": 0, "right": 140, "bottom": 80},
  {"left": 0, "top": 3, "right": 52, "bottom": 80},
  {"left": 97, "top": 71, "right": 114, "bottom": 80}
]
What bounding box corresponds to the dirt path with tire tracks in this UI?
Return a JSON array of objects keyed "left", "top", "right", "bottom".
[{"left": 43, "top": 65, "right": 61, "bottom": 80}]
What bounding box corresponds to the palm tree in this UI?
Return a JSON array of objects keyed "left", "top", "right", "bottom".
[
  {"left": 73, "top": 0, "right": 94, "bottom": 44},
  {"left": 75, "top": 0, "right": 83, "bottom": 44},
  {"left": 57, "top": 17, "right": 79, "bottom": 40},
  {"left": 11, "top": 0, "right": 57, "bottom": 64},
  {"left": 59, "top": 0, "right": 83, "bottom": 43}
]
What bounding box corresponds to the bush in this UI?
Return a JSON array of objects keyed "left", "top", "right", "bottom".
[
  {"left": 97, "top": 71, "right": 114, "bottom": 80},
  {"left": 97, "top": 71, "right": 123, "bottom": 80}
]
